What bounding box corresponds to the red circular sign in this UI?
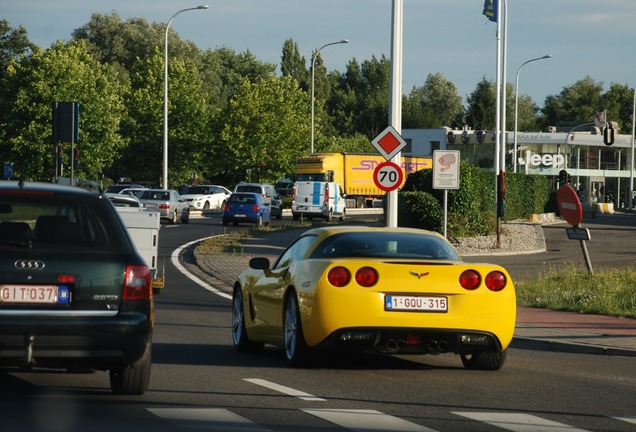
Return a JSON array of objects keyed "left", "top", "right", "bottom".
[
  {"left": 373, "top": 161, "right": 404, "bottom": 192},
  {"left": 557, "top": 184, "right": 583, "bottom": 226}
]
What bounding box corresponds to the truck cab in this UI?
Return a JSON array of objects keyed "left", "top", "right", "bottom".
[{"left": 292, "top": 173, "right": 346, "bottom": 222}]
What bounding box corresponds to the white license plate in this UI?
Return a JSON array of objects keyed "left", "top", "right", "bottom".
[
  {"left": 234, "top": 214, "right": 247, "bottom": 218},
  {"left": 385, "top": 295, "right": 448, "bottom": 312},
  {"left": 0, "top": 285, "right": 65, "bottom": 304}
]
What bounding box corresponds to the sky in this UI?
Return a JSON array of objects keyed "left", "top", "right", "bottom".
[{"left": 3, "top": 0, "right": 636, "bottom": 108}]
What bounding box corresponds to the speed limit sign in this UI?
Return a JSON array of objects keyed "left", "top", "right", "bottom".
[{"left": 373, "top": 161, "right": 404, "bottom": 192}]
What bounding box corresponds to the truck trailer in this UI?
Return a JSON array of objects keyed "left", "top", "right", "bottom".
[{"left": 295, "top": 152, "right": 432, "bottom": 207}]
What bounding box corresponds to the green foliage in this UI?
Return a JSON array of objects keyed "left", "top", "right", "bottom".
[
  {"left": 0, "top": 40, "right": 126, "bottom": 181},
  {"left": 403, "top": 72, "right": 464, "bottom": 129},
  {"left": 401, "top": 161, "right": 552, "bottom": 237},
  {"left": 215, "top": 76, "right": 310, "bottom": 186},
  {"left": 396, "top": 191, "right": 443, "bottom": 232},
  {"left": 516, "top": 265, "right": 636, "bottom": 319}
]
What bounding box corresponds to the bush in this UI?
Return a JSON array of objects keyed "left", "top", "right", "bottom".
[{"left": 396, "top": 191, "right": 443, "bottom": 232}]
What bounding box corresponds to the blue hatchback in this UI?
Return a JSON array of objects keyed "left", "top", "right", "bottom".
[{"left": 222, "top": 193, "right": 271, "bottom": 227}]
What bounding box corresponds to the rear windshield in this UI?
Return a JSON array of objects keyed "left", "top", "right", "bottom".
[
  {"left": 139, "top": 190, "right": 170, "bottom": 200},
  {"left": 0, "top": 193, "right": 129, "bottom": 251},
  {"left": 310, "top": 232, "right": 460, "bottom": 260},
  {"left": 228, "top": 194, "right": 256, "bottom": 204},
  {"left": 235, "top": 185, "right": 262, "bottom": 194}
]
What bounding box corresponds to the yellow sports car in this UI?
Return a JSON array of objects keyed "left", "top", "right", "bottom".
[{"left": 232, "top": 226, "right": 516, "bottom": 370}]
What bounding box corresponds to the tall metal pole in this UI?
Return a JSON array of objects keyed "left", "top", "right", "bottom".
[
  {"left": 513, "top": 55, "right": 552, "bottom": 173},
  {"left": 630, "top": 87, "right": 635, "bottom": 210},
  {"left": 310, "top": 39, "right": 348, "bottom": 154},
  {"left": 386, "top": 0, "right": 403, "bottom": 228},
  {"left": 163, "top": 5, "right": 208, "bottom": 189}
]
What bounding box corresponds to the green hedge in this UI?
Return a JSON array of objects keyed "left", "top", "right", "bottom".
[{"left": 398, "top": 161, "right": 553, "bottom": 237}]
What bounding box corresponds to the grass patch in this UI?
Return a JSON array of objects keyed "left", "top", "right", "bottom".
[
  {"left": 516, "top": 264, "right": 636, "bottom": 318},
  {"left": 196, "top": 222, "right": 310, "bottom": 254}
]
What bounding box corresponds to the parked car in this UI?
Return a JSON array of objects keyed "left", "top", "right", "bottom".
[
  {"left": 181, "top": 185, "right": 231, "bottom": 210},
  {"left": 222, "top": 192, "right": 271, "bottom": 227},
  {"left": 233, "top": 182, "right": 282, "bottom": 219},
  {"left": 275, "top": 178, "right": 294, "bottom": 197},
  {"left": 118, "top": 187, "right": 147, "bottom": 198},
  {"left": 0, "top": 181, "right": 154, "bottom": 394},
  {"left": 106, "top": 192, "right": 142, "bottom": 208},
  {"left": 137, "top": 189, "right": 189, "bottom": 224},
  {"left": 105, "top": 183, "right": 146, "bottom": 194},
  {"left": 232, "top": 226, "right": 515, "bottom": 370}
]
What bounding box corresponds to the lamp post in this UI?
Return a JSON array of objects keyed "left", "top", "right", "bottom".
[
  {"left": 310, "top": 39, "right": 348, "bottom": 154},
  {"left": 163, "top": 5, "right": 209, "bottom": 189},
  {"left": 513, "top": 54, "right": 552, "bottom": 173}
]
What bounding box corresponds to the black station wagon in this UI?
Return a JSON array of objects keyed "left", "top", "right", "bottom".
[{"left": 0, "top": 181, "right": 154, "bottom": 395}]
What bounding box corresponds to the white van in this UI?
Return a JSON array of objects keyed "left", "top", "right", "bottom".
[{"left": 292, "top": 181, "right": 346, "bottom": 222}]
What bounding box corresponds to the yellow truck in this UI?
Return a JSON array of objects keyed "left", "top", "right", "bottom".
[{"left": 295, "top": 152, "right": 432, "bottom": 208}]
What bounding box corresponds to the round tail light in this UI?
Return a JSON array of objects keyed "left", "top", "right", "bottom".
[
  {"left": 355, "top": 267, "right": 378, "bottom": 287},
  {"left": 485, "top": 271, "right": 507, "bottom": 291},
  {"left": 459, "top": 270, "right": 481, "bottom": 290},
  {"left": 328, "top": 266, "right": 351, "bottom": 287}
]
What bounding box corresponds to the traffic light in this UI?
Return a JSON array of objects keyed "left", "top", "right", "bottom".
[
  {"left": 558, "top": 170, "right": 568, "bottom": 185},
  {"left": 604, "top": 125, "right": 615, "bottom": 145}
]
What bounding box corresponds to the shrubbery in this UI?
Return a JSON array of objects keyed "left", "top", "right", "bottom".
[{"left": 398, "top": 161, "right": 554, "bottom": 237}]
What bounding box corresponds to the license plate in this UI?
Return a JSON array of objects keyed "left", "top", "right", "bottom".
[
  {"left": 144, "top": 203, "right": 157, "bottom": 208},
  {"left": 385, "top": 295, "right": 448, "bottom": 312},
  {"left": 234, "top": 214, "right": 247, "bottom": 218},
  {"left": 0, "top": 285, "right": 70, "bottom": 304}
]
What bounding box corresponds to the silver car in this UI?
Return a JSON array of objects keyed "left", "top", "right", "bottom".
[{"left": 138, "top": 189, "right": 189, "bottom": 224}]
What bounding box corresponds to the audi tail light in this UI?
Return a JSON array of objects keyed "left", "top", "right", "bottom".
[{"left": 123, "top": 265, "right": 152, "bottom": 300}]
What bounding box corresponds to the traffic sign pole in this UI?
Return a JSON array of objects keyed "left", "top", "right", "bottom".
[{"left": 557, "top": 184, "right": 593, "bottom": 275}]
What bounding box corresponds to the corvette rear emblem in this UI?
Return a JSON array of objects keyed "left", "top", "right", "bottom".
[{"left": 409, "top": 271, "right": 430, "bottom": 279}]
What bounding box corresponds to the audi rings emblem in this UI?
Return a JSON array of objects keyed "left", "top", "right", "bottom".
[{"left": 14, "top": 260, "right": 46, "bottom": 270}]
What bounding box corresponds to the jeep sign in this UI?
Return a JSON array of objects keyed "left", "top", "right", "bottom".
[{"left": 517, "top": 153, "right": 565, "bottom": 168}]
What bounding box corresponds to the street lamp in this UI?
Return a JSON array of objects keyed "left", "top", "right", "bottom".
[
  {"left": 163, "top": 5, "right": 209, "bottom": 189},
  {"left": 513, "top": 54, "right": 552, "bottom": 173},
  {"left": 310, "top": 39, "right": 348, "bottom": 154}
]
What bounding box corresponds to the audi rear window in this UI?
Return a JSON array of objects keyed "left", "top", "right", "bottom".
[{"left": 0, "top": 195, "right": 128, "bottom": 250}]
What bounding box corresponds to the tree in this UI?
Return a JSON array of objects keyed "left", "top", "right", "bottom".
[
  {"left": 465, "top": 77, "right": 496, "bottom": 130},
  {"left": 403, "top": 72, "right": 464, "bottom": 128},
  {"left": 0, "top": 41, "right": 126, "bottom": 181},
  {"left": 328, "top": 56, "right": 391, "bottom": 139},
  {"left": 601, "top": 83, "right": 634, "bottom": 132},
  {"left": 115, "top": 51, "right": 210, "bottom": 187},
  {"left": 280, "top": 39, "right": 308, "bottom": 90},
  {"left": 214, "top": 76, "right": 310, "bottom": 185},
  {"left": 540, "top": 76, "right": 604, "bottom": 127},
  {"left": 0, "top": 20, "right": 34, "bottom": 75}
]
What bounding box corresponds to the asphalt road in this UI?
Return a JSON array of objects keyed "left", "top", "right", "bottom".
[{"left": 1, "top": 213, "right": 635, "bottom": 432}]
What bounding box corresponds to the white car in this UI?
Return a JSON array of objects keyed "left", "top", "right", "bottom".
[{"left": 181, "top": 185, "right": 231, "bottom": 210}]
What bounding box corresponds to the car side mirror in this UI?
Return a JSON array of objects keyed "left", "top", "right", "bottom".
[{"left": 249, "top": 257, "right": 270, "bottom": 270}]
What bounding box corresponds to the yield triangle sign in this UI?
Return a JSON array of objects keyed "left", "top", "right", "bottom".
[{"left": 371, "top": 125, "right": 407, "bottom": 160}]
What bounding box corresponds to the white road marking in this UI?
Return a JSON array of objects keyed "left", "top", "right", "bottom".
[
  {"left": 303, "top": 408, "right": 438, "bottom": 432},
  {"left": 172, "top": 235, "right": 232, "bottom": 299},
  {"left": 147, "top": 408, "right": 272, "bottom": 431},
  {"left": 244, "top": 378, "right": 326, "bottom": 401},
  {"left": 453, "top": 412, "right": 590, "bottom": 432},
  {"left": 612, "top": 416, "right": 636, "bottom": 425}
]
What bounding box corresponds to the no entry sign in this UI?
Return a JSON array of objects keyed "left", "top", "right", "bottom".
[{"left": 557, "top": 184, "right": 583, "bottom": 226}]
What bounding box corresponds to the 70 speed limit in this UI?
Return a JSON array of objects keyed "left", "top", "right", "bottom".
[{"left": 373, "top": 161, "right": 404, "bottom": 192}]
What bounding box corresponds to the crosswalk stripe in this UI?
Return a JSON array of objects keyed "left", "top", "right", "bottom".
[
  {"left": 453, "top": 412, "right": 591, "bottom": 432},
  {"left": 303, "top": 408, "right": 438, "bottom": 432},
  {"left": 612, "top": 416, "right": 636, "bottom": 425},
  {"left": 244, "top": 378, "right": 327, "bottom": 401},
  {"left": 147, "top": 408, "right": 273, "bottom": 432}
]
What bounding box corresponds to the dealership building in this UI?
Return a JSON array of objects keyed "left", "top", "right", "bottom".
[{"left": 402, "top": 125, "right": 635, "bottom": 208}]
